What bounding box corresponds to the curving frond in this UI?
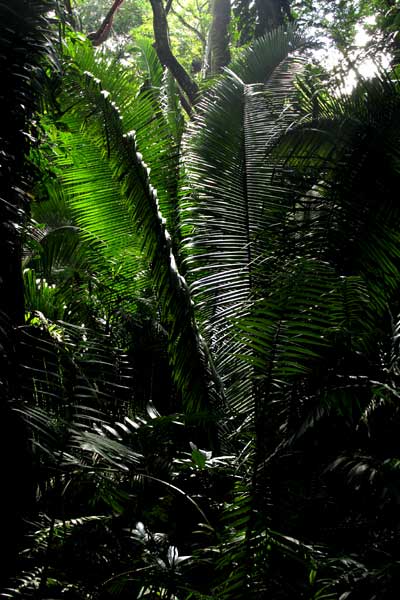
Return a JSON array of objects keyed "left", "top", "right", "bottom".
[
  {"left": 54, "top": 65, "right": 223, "bottom": 423},
  {"left": 182, "top": 29, "right": 306, "bottom": 415},
  {"left": 60, "top": 39, "right": 182, "bottom": 240},
  {"left": 133, "top": 36, "right": 164, "bottom": 90}
]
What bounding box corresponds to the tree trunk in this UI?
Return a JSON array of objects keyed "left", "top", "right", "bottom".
[
  {"left": 88, "top": 0, "right": 125, "bottom": 46},
  {"left": 255, "top": 0, "right": 292, "bottom": 38},
  {"left": 209, "top": 0, "right": 231, "bottom": 74},
  {"left": 149, "top": 0, "right": 199, "bottom": 111}
]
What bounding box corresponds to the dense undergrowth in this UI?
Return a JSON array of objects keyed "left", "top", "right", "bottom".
[{"left": 2, "top": 2, "right": 400, "bottom": 598}]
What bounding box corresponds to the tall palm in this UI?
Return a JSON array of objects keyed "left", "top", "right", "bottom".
[
  {"left": 257, "top": 71, "right": 400, "bottom": 598},
  {"left": 24, "top": 20, "right": 400, "bottom": 597},
  {"left": 36, "top": 30, "right": 313, "bottom": 598}
]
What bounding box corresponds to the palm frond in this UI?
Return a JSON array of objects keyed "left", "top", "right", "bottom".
[
  {"left": 133, "top": 36, "right": 164, "bottom": 90},
  {"left": 272, "top": 71, "right": 400, "bottom": 312},
  {"left": 182, "top": 31, "right": 306, "bottom": 414},
  {"left": 61, "top": 38, "right": 181, "bottom": 239},
  {"left": 17, "top": 317, "right": 134, "bottom": 421},
  {"left": 54, "top": 66, "right": 223, "bottom": 423}
]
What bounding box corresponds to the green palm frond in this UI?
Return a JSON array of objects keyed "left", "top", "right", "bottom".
[
  {"left": 239, "top": 68, "right": 400, "bottom": 406},
  {"left": 4, "top": 566, "right": 44, "bottom": 599},
  {"left": 272, "top": 72, "right": 400, "bottom": 308},
  {"left": 230, "top": 26, "right": 305, "bottom": 84},
  {"left": 133, "top": 36, "right": 164, "bottom": 90},
  {"left": 24, "top": 268, "right": 67, "bottom": 322},
  {"left": 26, "top": 226, "right": 84, "bottom": 280},
  {"left": 61, "top": 38, "right": 181, "bottom": 238},
  {"left": 54, "top": 66, "right": 222, "bottom": 423},
  {"left": 209, "top": 480, "right": 317, "bottom": 599},
  {"left": 57, "top": 126, "right": 149, "bottom": 305},
  {"left": 182, "top": 30, "right": 306, "bottom": 414},
  {"left": 64, "top": 39, "right": 141, "bottom": 108},
  {"left": 18, "top": 318, "right": 133, "bottom": 420},
  {"left": 28, "top": 176, "right": 149, "bottom": 321},
  {"left": 17, "top": 400, "right": 143, "bottom": 486},
  {"left": 26, "top": 515, "right": 111, "bottom": 559},
  {"left": 239, "top": 260, "right": 334, "bottom": 378},
  {"left": 226, "top": 70, "right": 400, "bottom": 600}
]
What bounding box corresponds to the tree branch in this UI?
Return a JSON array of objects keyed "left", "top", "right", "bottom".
[
  {"left": 171, "top": 6, "right": 206, "bottom": 45},
  {"left": 149, "top": 0, "right": 199, "bottom": 110},
  {"left": 88, "top": 0, "right": 125, "bottom": 46}
]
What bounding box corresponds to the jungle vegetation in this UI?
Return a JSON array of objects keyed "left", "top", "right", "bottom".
[{"left": 1, "top": 0, "right": 400, "bottom": 598}]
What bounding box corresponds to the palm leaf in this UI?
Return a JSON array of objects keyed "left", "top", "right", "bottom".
[
  {"left": 272, "top": 71, "right": 400, "bottom": 315},
  {"left": 61, "top": 39, "right": 181, "bottom": 238},
  {"left": 133, "top": 36, "right": 164, "bottom": 90},
  {"left": 182, "top": 29, "right": 306, "bottom": 414},
  {"left": 54, "top": 66, "right": 223, "bottom": 423}
]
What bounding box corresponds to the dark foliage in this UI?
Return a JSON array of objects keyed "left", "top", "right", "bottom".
[
  {"left": 2, "top": 3, "right": 400, "bottom": 599},
  {"left": 0, "top": 0, "right": 57, "bottom": 584}
]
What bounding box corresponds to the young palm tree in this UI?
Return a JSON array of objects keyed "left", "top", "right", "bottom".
[{"left": 203, "top": 68, "right": 400, "bottom": 598}]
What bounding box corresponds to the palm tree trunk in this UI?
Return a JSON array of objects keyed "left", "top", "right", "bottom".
[{"left": 209, "top": 0, "right": 231, "bottom": 74}]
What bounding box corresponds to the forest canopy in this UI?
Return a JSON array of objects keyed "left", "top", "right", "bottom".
[{"left": 1, "top": 0, "right": 400, "bottom": 598}]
